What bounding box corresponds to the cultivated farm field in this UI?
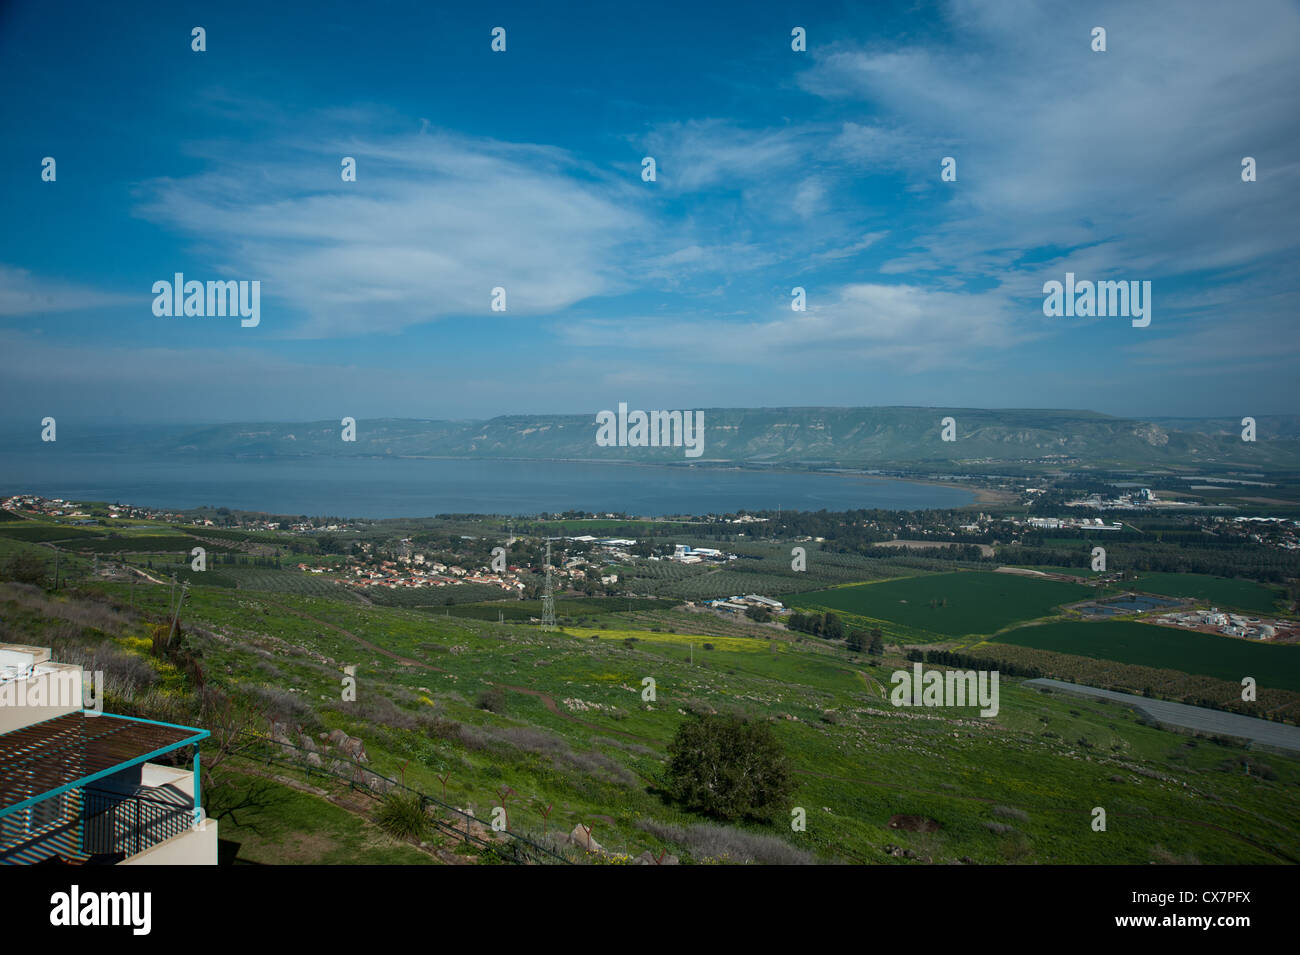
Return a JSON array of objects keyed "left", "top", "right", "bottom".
[
  {"left": 993, "top": 619, "right": 1300, "bottom": 692},
  {"left": 787, "top": 571, "right": 1093, "bottom": 641},
  {"left": 1122, "top": 572, "right": 1286, "bottom": 614}
]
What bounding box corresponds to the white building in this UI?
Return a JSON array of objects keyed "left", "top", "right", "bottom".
[{"left": 0, "top": 644, "right": 216, "bottom": 865}]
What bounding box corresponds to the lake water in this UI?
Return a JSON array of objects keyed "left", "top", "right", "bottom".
[
  {"left": 1082, "top": 594, "right": 1184, "bottom": 616},
  {"left": 0, "top": 451, "right": 973, "bottom": 518}
]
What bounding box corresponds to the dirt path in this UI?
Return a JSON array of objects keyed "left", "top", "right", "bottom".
[{"left": 128, "top": 565, "right": 171, "bottom": 585}]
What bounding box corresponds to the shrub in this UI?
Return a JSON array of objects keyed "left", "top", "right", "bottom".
[
  {"left": 633, "top": 818, "right": 813, "bottom": 864},
  {"left": 247, "top": 684, "right": 319, "bottom": 729},
  {"left": 2, "top": 551, "right": 50, "bottom": 587},
  {"left": 375, "top": 791, "right": 430, "bottom": 841},
  {"left": 355, "top": 694, "right": 419, "bottom": 730},
  {"left": 679, "top": 822, "right": 814, "bottom": 865},
  {"left": 664, "top": 712, "right": 793, "bottom": 822},
  {"left": 477, "top": 686, "right": 507, "bottom": 714},
  {"left": 992, "top": 805, "right": 1029, "bottom": 822}
]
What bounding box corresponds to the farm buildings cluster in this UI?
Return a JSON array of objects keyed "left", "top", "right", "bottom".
[
  {"left": 703, "top": 594, "right": 787, "bottom": 616},
  {"left": 1155, "top": 608, "right": 1295, "bottom": 641}
]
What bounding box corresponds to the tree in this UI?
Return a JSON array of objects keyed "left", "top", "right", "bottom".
[
  {"left": 664, "top": 712, "right": 793, "bottom": 822},
  {"left": 821, "top": 611, "right": 844, "bottom": 640},
  {"left": 3, "top": 551, "right": 49, "bottom": 587},
  {"left": 869, "top": 628, "right": 884, "bottom": 656},
  {"left": 846, "top": 630, "right": 867, "bottom": 652}
]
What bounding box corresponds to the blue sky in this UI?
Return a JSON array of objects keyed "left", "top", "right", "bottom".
[{"left": 1, "top": 0, "right": 1297, "bottom": 424}]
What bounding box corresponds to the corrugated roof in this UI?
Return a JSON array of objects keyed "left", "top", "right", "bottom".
[{"left": 0, "top": 711, "right": 207, "bottom": 817}]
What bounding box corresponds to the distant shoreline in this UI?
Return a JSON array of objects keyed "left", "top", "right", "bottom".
[{"left": 0, "top": 453, "right": 977, "bottom": 520}]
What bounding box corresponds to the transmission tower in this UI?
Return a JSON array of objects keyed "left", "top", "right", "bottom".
[{"left": 540, "top": 540, "right": 556, "bottom": 631}]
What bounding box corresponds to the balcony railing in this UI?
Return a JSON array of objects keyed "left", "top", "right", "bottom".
[{"left": 82, "top": 788, "right": 192, "bottom": 859}]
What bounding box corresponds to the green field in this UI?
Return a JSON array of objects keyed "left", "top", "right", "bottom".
[
  {"left": 444, "top": 596, "right": 668, "bottom": 622},
  {"left": 78, "top": 534, "right": 238, "bottom": 555},
  {"left": 993, "top": 619, "right": 1300, "bottom": 692},
  {"left": 5, "top": 511, "right": 1300, "bottom": 867},
  {"left": 787, "top": 571, "right": 1092, "bottom": 640},
  {"left": 0, "top": 524, "right": 104, "bottom": 543},
  {"left": 1126, "top": 572, "right": 1285, "bottom": 614}
]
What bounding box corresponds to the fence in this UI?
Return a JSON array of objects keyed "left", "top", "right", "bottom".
[
  {"left": 82, "top": 788, "right": 192, "bottom": 858},
  {"left": 228, "top": 731, "right": 572, "bottom": 865}
]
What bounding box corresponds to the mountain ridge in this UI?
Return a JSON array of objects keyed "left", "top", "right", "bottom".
[{"left": 15, "top": 408, "right": 1297, "bottom": 471}]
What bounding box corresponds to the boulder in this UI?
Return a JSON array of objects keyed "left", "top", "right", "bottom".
[
  {"left": 634, "top": 850, "right": 679, "bottom": 865},
  {"left": 567, "top": 824, "right": 602, "bottom": 853},
  {"left": 339, "top": 735, "right": 368, "bottom": 763},
  {"left": 269, "top": 721, "right": 294, "bottom": 747}
]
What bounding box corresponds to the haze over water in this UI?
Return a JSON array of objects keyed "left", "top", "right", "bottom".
[{"left": 0, "top": 451, "right": 973, "bottom": 518}]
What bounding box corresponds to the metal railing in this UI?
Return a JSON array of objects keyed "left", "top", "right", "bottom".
[
  {"left": 229, "top": 732, "right": 572, "bottom": 865},
  {"left": 82, "top": 788, "right": 192, "bottom": 858}
]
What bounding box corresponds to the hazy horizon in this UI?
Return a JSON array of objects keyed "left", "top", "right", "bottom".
[{"left": 3, "top": 405, "right": 1300, "bottom": 432}]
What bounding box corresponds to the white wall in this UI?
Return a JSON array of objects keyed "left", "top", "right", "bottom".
[
  {"left": 120, "top": 820, "right": 218, "bottom": 866},
  {"left": 0, "top": 664, "right": 83, "bottom": 734}
]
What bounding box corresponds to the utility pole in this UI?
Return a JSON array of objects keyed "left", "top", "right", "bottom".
[
  {"left": 167, "top": 582, "right": 189, "bottom": 649},
  {"left": 540, "top": 540, "right": 556, "bottom": 631}
]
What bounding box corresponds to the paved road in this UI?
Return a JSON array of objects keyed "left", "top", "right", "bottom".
[{"left": 1023, "top": 678, "right": 1300, "bottom": 754}]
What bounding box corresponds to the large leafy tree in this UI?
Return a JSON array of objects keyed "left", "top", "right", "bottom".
[{"left": 665, "top": 712, "right": 793, "bottom": 822}]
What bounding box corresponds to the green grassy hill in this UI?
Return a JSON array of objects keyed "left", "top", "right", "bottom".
[{"left": 5, "top": 569, "right": 1297, "bottom": 865}]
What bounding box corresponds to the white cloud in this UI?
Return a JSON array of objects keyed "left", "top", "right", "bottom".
[
  {"left": 559, "top": 281, "right": 1031, "bottom": 372},
  {"left": 640, "top": 120, "right": 815, "bottom": 193},
  {"left": 0, "top": 265, "right": 136, "bottom": 316},
  {"left": 135, "top": 129, "right": 649, "bottom": 337}
]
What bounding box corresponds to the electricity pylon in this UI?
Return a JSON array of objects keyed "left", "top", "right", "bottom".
[{"left": 540, "top": 540, "right": 556, "bottom": 631}]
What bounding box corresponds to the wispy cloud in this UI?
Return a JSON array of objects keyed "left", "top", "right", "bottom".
[
  {"left": 559, "top": 281, "right": 1029, "bottom": 372},
  {"left": 135, "top": 125, "right": 651, "bottom": 338},
  {"left": 0, "top": 266, "right": 136, "bottom": 316}
]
